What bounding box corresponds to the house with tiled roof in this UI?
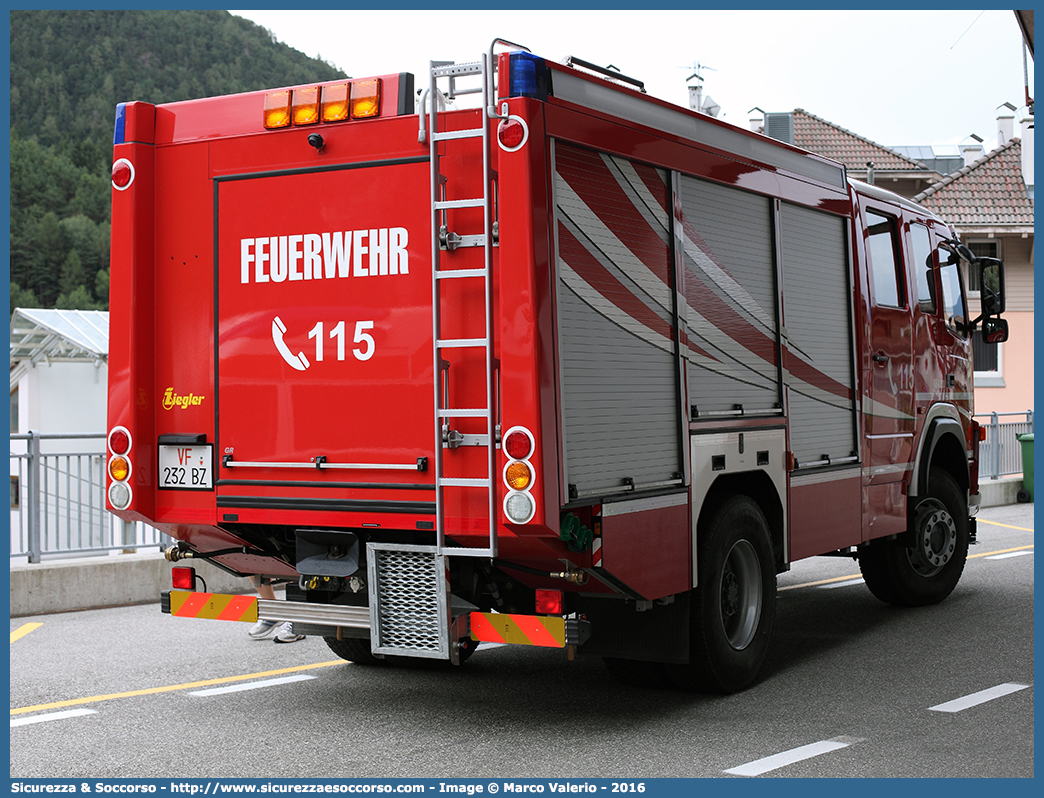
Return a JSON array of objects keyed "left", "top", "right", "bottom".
[
  {"left": 753, "top": 108, "right": 943, "bottom": 197},
  {"left": 757, "top": 103, "right": 1034, "bottom": 418},
  {"left": 914, "top": 136, "right": 1034, "bottom": 415}
]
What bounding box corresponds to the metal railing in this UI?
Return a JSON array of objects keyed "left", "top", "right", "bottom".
[
  {"left": 975, "top": 410, "right": 1034, "bottom": 480},
  {"left": 10, "top": 431, "right": 170, "bottom": 563}
]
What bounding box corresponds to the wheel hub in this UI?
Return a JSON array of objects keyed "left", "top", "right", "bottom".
[
  {"left": 908, "top": 498, "right": 957, "bottom": 577},
  {"left": 718, "top": 540, "right": 762, "bottom": 650}
]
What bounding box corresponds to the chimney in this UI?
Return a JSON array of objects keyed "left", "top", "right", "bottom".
[
  {"left": 997, "top": 102, "right": 1017, "bottom": 144},
  {"left": 687, "top": 82, "right": 702, "bottom": 114},
  {"left": 748, "top": 107, "right": 764, "bottom": 134},
  {"left": 1020, "top": 109, "right": 1034, "bottom": 196},
  {"left": 960, "top": 134, "right": 984, "bottom": 166}
]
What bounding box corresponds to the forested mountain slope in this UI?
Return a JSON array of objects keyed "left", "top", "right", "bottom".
[{"left": 10, "top": 10, "right": 346, "bottom": 311}]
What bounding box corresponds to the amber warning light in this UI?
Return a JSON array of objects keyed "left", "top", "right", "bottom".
[{"left": 265, "top": 79, "right": 382, "bottom": 129}]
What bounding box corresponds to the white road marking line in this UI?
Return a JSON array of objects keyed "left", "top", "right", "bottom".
[
  {"left": 188, "top": 674, "right": 316, "bottom": 696},
  {"left": 929, "top": 683, "right": 1030, "bottom": 713},
  {"left": 724, "top": 737, "right": 860, "bottom": 776},
  {"left": 817, "top": 577, "right": 865, "bottom": 589},
  {"left": 986, "top": 551, "right": 1033, "bottom": 560},
  {"left": 10, "top": 708, "right": 98, "bottom": 727}
]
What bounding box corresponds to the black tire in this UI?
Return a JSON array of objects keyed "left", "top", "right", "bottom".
[
  {"left": 668, "top": 495, "right": 776, "bottom": 693},
  {"left": 859, "top": 466, "right": 969, "bottom": 607},
  {"left": 323, "top": 635, "right": 387, "bottom": 666}
]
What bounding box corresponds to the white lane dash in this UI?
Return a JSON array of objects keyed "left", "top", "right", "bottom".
[
  {"left": 11, "top": 708, "right": 98, "bottom": 727},
  {"left": 986, "top": 551, "right": 1033, "bottom": 560},
  {"left": 725, "top": 737, "right": 860, "bottom": 777},
  {"left": 929, "top": 683, "right": 1030, "bottom": 713},
  {"left": 188, "top": 674, "right": 316, "bottom": 697},
  {"left": 817, "top": 578, "right": 865, "bottom": 589}
]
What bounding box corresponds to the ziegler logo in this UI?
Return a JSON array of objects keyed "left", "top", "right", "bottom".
[{"left": 162, "top": 388, "right": 205, "bottom": 410}]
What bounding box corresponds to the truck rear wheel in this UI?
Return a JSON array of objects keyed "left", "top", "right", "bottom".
[
  {"left": 859, "top": 466, "right": 968, "bottom": 606},
  {"left": 669, "top": 495, "right": 776, "bottom": 693},
  {"left": 323, "top": 635, "right": 387, "bottom": 666}
]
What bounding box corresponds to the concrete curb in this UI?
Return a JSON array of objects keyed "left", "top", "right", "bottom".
[
  {"left": 9, "top": 553, "right": 253, "bottom": 618},
  {"left": 979, "top": 475, "right": 1026, "bottom": 508}
]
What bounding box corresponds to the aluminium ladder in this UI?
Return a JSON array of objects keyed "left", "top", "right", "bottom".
[{"left": 427, "top": 54, "right": 500, "bottom": 558}]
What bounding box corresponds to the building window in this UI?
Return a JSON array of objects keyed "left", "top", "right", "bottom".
[
  {"left": 10, "top": 388, "right": 18, "bottom": 434},
  {"left": 10, "top": 476, "right": 19, "bottom": 510},
  {"left": 972, "top": 328, "right": 1004, "bottom": 387},
  {"left": 965, "top": 240, "right": 1001, "bottom": 293}
]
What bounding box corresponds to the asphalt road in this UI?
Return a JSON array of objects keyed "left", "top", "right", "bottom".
[{"left": 9, "top": 503, "right": 1034, "bottom": 779}]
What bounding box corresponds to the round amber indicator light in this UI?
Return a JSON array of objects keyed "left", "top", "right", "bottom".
[
  {"left": 505, "top": 461, "right": 532, "bottom": 491},
  {"left": 109, "top": 456, "right": 131, "bottom": 482}
]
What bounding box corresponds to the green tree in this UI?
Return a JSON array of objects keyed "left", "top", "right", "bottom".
[
  {"left": 9, "top": 9, "right": 349, "bottom": 310},
  {"left": 94, "top": 268, "right": 109, "bottom": 306},
  {"left": 56, "top": 285, "right": 102, "bottom": 310},
  {"left": 59, "top": 249, "right": 87, "bottom": 296},
  {"left": 10, "top": 283, "right": 39, "bottom": 315}
]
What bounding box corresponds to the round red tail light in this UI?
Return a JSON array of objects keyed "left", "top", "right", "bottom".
[
  {"left": 109, "top": 428, "right": 131, "bottom": 455},
  {"left": 504, "top": 428, "right": 533, "bottom": 460}
]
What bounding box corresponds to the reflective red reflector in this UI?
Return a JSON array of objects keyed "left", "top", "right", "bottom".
[
  {"left": 505, "top": 429, "right": 533, "bottom": 460},
  {"left": 171, "top": 567, "right": 196, "bottom": 590},
  {"left": 498, "top": 118, "right": 525, "bottom": 149},
  {"left": 111, "top": 159, "right": 134, "bottom": 190},
  {"left": 535, "top": 589, "right": 563, "bottom": 615},
  {"left": 109, "top": 429, "right": 130, "bottom": 455}
]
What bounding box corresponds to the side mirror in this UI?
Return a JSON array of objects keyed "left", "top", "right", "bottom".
[
  {"left": 978, "top": 257, "right": 1005, "bottom": 316},
  {"left": 981, "top": 317, "right": 1009, "bottom": 344},
  {"left": 957, "top": 243, "right": 976, "bottom": 264}
]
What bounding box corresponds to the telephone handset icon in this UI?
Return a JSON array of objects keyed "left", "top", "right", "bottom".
[{"left": 272, "top": 316, "right": 310, "bottom": 371}]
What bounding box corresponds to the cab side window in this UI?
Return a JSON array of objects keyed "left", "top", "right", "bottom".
[
  {"left": 866, "top": 210, "right": 905, "bottom": 308},
  {"left": 910, "top": 223, "right": 935, "bottom": 313},
  {"left": 939, "top": 257, "right": 968, "bottom": 336}
]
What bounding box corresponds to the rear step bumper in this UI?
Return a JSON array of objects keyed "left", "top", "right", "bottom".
[
  {"left": 161, "top": 590, "right": 370, "bottom": 631},
  {"left": 161, "top": 590, "right": 589, "bottom": 651}
]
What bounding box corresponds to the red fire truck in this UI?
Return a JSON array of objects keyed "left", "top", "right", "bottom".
[{"left": 106, "top": 40, "right": 1007, "bottom": 692}]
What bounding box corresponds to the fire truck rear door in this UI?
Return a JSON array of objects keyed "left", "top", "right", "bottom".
[{"left": 213, "top": 160, "right": 434, "bottom": 489}]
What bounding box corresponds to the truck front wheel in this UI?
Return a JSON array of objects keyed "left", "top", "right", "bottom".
[
  {"left": 669, "top": 495, "right": 776, "bottom": 693},
  {"left": 859, "top": 466, "right": 969, "bottom": 606}
]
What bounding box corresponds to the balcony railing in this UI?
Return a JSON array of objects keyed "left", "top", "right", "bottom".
[
  {"left": 974, "top": 410, "right": 1034, "bottom": 480},
  {"left": 10, "top": 431, "right": 170, "bottom": 563}
]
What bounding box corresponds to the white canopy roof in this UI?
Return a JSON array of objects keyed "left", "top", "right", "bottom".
[{"left": 10, "top": 308, "right": 109, "bottom": 367}]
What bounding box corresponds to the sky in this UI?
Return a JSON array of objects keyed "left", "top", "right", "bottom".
[{"left": 233, "top": 7, "right": 1032, "bottom": 151}]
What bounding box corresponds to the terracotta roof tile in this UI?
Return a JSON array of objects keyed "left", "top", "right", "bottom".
[
  {"left": 913, "top": 138, "right": 1033, "bottom": 226},
  {"left": 791, "top": 109, "right": 929, "bottom": 172}
]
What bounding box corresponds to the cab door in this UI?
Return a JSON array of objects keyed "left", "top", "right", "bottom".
[{"left": 861, "top": 203, "right": 915, "bottom": 537}]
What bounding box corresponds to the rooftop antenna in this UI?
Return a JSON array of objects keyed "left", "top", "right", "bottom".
[{"left": 679, "top": 61, "right": 720, "bottom": 117}]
